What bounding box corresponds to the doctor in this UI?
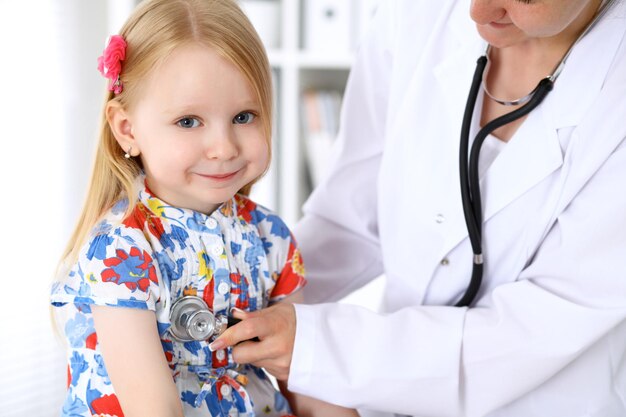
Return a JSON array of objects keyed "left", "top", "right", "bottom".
[{"left": 213, "top": 0, "right": 626, "bottom": 415}]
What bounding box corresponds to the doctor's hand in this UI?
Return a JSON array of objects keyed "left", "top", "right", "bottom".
[{"left": 209, "top": 302, "right": 297, "bottom": 381}]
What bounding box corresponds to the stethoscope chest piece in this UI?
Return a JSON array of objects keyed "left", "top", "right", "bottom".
[{"left": 169, "top": 296, "right": 227, "bottom": 342}]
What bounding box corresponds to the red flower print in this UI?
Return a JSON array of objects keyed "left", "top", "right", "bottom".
[
  {"left": 123, "top": 203, "right": 166, "bottom": 240},
  {"left": 270, "top": 245, "right": 306, "bottom": 300},
  {"left": 85, "top": 332, "right": 98, "bottom": 350},
  {"left": 101, "top": 247, "right": 158, "bottom": 292},
  {"left": 91, "top": 393, "right": 125, "bottom": 417},
  {"left": 236, "top": 197, "right": 257, "bottom": 223}
]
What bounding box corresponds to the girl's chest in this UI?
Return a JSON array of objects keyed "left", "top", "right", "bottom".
[{"left": 149, "top": 221, "right": 273, "bottom": 316}]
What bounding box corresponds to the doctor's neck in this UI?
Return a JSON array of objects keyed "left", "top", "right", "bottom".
[{"left": 487, "top": 0, "right": 606, "bottom": 80}]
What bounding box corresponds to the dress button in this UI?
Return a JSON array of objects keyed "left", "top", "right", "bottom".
[
  {"left": 211, "top": 244, "right": 223, "bottom": 256},
  {"left": 220, "top": 383, "right": 232, "bottom": 397},
  {"left": 217, "top": 282, "right": 230, "bottom": 295},
  {"left": 216, "top": 349, "right": 226, "bottom": 361},
  {"left": 440, "top": 258, "right": 450, "bottom": 266},
  {"left": 205, "top": 218, "right": 218, "bottom": 229},
  {"left": 435, "top": 214, "right": 445, "bottom": 224}
]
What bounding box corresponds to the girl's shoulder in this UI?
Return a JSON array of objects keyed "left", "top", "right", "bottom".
[
  {"left": 231, "top": 194, "right": 292, "bottom": 238},
  {"left": 53, "top": 197, "right": 162, "bottom": 311},
  {"left": 81, "top": 197, "right": 155, "bottom": 257}
]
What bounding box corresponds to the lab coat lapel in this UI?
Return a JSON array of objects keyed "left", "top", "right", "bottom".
[{"left": 479, "top": 112, "right": 563, "bottom": 223}]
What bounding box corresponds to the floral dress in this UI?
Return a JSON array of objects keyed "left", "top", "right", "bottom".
[{"left": 51, "top": 181, "right": 306, "bottom": 417}]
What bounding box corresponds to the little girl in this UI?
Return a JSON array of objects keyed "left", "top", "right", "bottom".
[{"left": 50, "top": 1, "right": 359, "bottom": 416}]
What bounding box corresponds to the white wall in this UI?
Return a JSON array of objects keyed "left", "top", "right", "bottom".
[{"left": 0, "top": 1, "right": 124, "bottom": 416}]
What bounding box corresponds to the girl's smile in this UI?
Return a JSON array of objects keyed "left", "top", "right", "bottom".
[{"left": 194, "top": 169, "right": 242, "bottom": 182}]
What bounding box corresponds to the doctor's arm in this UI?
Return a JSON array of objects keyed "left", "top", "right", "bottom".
[{"left": 91, "top": 306, "right": 184, "bottom": 417}]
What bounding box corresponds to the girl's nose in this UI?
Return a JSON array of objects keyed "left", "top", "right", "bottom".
[
  {"left": 204, "top": 128, "right": 239, "bottom": 160},
  {"left": 470, "top": 0, "right": 507, "bottom": 25}
]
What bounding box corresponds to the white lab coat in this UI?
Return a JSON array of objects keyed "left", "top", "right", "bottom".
[{"left": 289, "top": 0, "right": 626, "bottom": 416}]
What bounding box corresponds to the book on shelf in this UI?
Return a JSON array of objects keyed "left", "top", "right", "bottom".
[{"left": 301, "top": 89, "right": 343, "bottom": 186}]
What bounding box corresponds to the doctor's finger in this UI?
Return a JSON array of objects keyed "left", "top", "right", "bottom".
[
  {"left": 210, "top": 315, "right": 269, "bottom": 351},
  {"left": 231, "top": 307, "right": 260, "bottom": 320}
]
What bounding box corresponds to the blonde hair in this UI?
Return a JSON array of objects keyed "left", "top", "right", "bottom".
[{"left": 60, "top": 0, "right": 273, "bottom": 265}]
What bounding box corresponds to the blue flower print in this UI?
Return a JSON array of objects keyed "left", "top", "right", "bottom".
[
  {"left": 160, "top": 224, "right": 190, "bottom": 251},
  {"left": 157, "top": 321, "right": 171, "bottom": 337},
  {"left": 244, "top": 241, "right": 265, "bottom": 268},
  {"left": 261, "top": 237, "right": 273, "bottom": 255},
  {"left": 266, "top": 214, "right": 290, "bottom": 239},
  {"left": 247, "top": 206, "right": 267, "bottom": 225},
  {"left": 230, "top": 241, "right": 242, "bottom": 256},
  {"left": 62, "top": 395, "right": 89, "bottom": 417},
  {"left": 65, "top": 313, "right": 94, "bottom": 348},
  {"left": 187, "top": 212, "right": 211, "bottom": 233},
  {"left": 155, "top": 250, "right": 186, "bottom": 283},
  {"left": 116, "top": 297, "right": 149, "bottom": 309},
  {"left": 93, "top": 219, "right": 113, "bottom": 236},
  {"left": 111, "top": 198, "right": 129, "bottom": 215},
  {"left": 244, "top": 239, "right": 265, "bottom": 284},
  {"left": 206, "top": 393, "right": 222, "bottom": 415},
  {"left": 86, "top": 233, "right": 114, "bottom": 261},
  {"left": 184, "top": 340, "right": 203, "bottom": 356},
  {"left": 94, "top": 354, "right": 111, "bottom": 384},
  {"left": 64, "top": 271, "right": 93, "bottom": 298},
  {"left": 181, "top": 390, "right": 197, "bottom": 407},
  {"left": 69, "top": 351, "right": 89, "bottom": 386}
]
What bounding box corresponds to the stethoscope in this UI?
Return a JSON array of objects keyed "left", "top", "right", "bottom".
[
  {"left": 168, "top": 295, "right": 261, "bottom": 343},
  {"left": 455, "top": 0, "right": 615, "bottom": 307},
  {"left": 169, "top": 296, "right": 230, "bottom": 342}
]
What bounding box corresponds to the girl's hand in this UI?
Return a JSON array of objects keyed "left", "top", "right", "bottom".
[{"left": 210, "top": 301, "right": 297, "bottom": 381}]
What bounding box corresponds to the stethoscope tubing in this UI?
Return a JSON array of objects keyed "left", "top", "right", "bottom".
[
  {"left": 455, "top": 0, "right": 616, "bottom": 307},
  {"left": 456, "top": 57, "right": 554, "bottom": 308}
]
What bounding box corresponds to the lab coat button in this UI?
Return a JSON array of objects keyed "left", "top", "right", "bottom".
[
  {"left": 217, "top": 282, "right": 230, "bottom": 295},
  {"left": 435, "top": 214, "right": 445, "bottom": 224},
  {"left": 220, "top": 384, "right": 232, "bottom": 397},
  {"left": 440, "top": 258, "right": 450, "bottom": 266},
  {"left": 205, "top": 218, "right": 218, "bottom": 229}
]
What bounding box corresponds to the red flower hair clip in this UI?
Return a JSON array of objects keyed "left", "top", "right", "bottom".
[{"left": 97, "top": 35, "right": 127, "bottom": 95}]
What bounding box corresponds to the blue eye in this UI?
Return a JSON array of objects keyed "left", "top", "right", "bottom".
[
  {"left": 177, "top": 117, "right": 201, "bottom": 128},
  {"left": 233, "top": 112, "right": 255, "bottom": 124}
]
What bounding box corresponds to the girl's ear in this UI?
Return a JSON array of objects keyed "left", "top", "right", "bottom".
[{"left": 106, "top": 100, "right": 140, "bottom": 157}]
